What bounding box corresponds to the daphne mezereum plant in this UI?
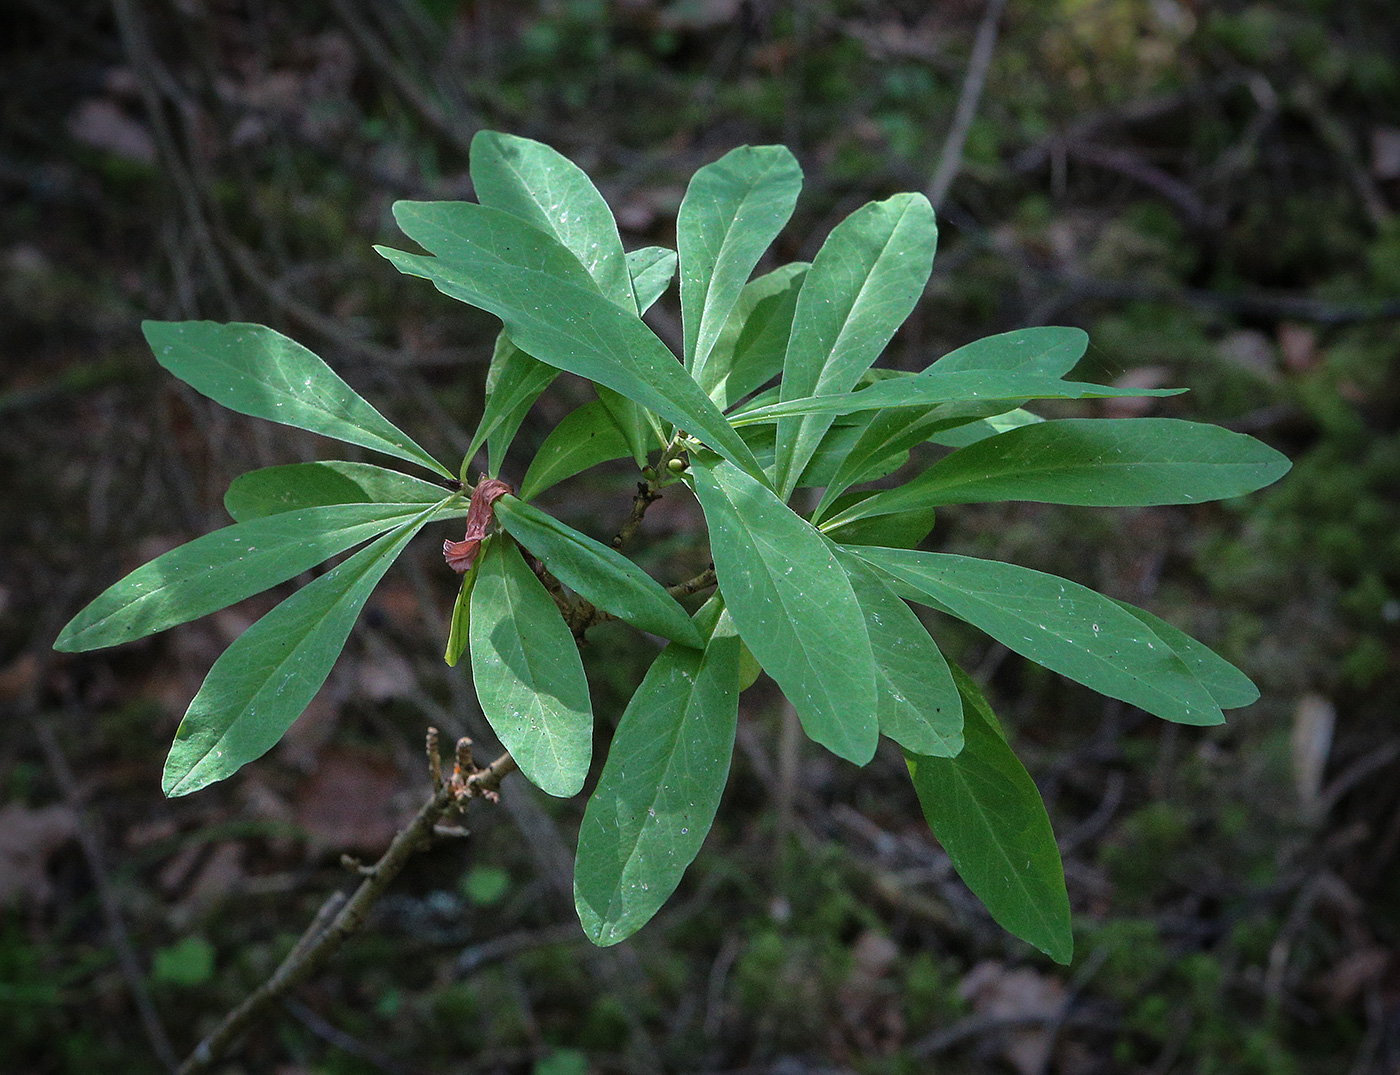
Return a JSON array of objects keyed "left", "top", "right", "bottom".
[{"left": 56, "top": 132, "right": 1290, "bottom": 965}]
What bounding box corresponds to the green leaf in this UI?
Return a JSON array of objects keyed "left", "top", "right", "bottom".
[
  {"left": 493, "top": 496, "right": 703, "bottom": 648},
  {"left": 734, "top": 371, "right": 1183, "bottom": 425},
  {"left": 837, "top": 418, "right": 1293, "bottom": 520},
  {"left": 468, "top": 332, "right": 559, "bottom": 478},
  {"left": 932, "top": 326, "right": 1088, "bottom": 377},
  {"left": 470, "top": 130, "right": 635, "bottom": 311},
  {"left": 679, "top": 145, "right": 803, "bottom": 380},
  {"left": 812, "top": 401, "right": 1009, "bottom": 522},
  {"left": 928, "top": 407, "right": 1042, "bottom": 448},
  {"left": 854, "top": 548, "right": 1225, "bottom": 726},
  {"left": 822, "top": 496, "right": 937, "bottom": 549},
  {"left": 471, "top": 246, "right": 674, "bottom": 476},
  {"left": 162, "top": 507, "right": 440, "bottom": 796},
  {"left": 907, "top": 665, "right": 1073, "bottom": 964},
  {"left": 837, "top": 550, "right": 962, "bottom": 757},
  {"left": 466, "top": 137, "right": 666, "bottom": 461},
  {"left": 379, "top": 201, "right": 766, "bottom": 483},
  {"left": 701, "top": 262, "right": 808, "bottom": 407},
  {"left": 593, "top": 384, "right": 656, "bottom": 468},
  {"left": 575, "top": 599, "right": 740, "bottom": 944},
  {"left": 627, "top": 246, "right": 677, "bottom": 312},
  {"left": 469, "top": 538, "right": 593, "bottom": 797},
  {"left": 1110, "top": 599, "right": 1260, "bottom": 710},
  {"left": 56, "top": 503, "right": 452, "bottom": 653},
  {"left": 689, "top": 453, "right": 877, "bottom": 763},
  {"left": 444, "top": 549, "right": 483, "bottom": 667},
  {"left": 519, "top": 399, "right": 631, "bottom": 501},
  {"left": 224, "top": 461, "right": 451, "bottom": 522},
  {"left": 774, "top": 193, "right": 937, "bottom": 499},
  {"left": 143, "top": 321, "right": 451, "bottom": 479}
]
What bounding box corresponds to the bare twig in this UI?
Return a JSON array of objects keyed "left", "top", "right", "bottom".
[
  {"left": 33, "top": 721, "right": 180, "bottom": 1073},
  {"left": 178, "top": 749, "right": 516, "bottom": 1074},
  {"left": 613, "top": 481, "right": 662, "bottom": 549},
  {"left": 328, "top": 0, "right": 474, "bottom": 155},
  {"left": 926, "top": 0, "right": 1010, "bottom": 211}
]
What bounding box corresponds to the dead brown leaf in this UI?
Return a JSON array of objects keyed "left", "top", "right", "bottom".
[
  {"left": 960, "top": 960, "right": 1066, "bottom": 1075},
  {"left": 294, "top": 746, "right": 403, "bottom": 854},
  {"left": 0, "top": 802, "right": 80, "bottom": 906}
]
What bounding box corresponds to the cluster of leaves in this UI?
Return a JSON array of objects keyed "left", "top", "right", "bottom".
[{"left": 55, "top": 133, "right": 1290, "bottom": 963}]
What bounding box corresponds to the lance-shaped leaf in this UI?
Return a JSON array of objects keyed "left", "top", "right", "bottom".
[
  {"left": 162, "top": 505, "right": 441, "bottom": 796},
  {"left": 907, "top": 666, "right": 1073, "bottom": 964},
  {"left": 471, "top": 249, "right": 672, "bottom": 476},
  {"left": 837, "top": 550, "right": 962, "bottom": 758},
  {"left": 473, "top": 132, "right": 651, "bottom": 464},
  {"left": 470, "top": 130, "right": 636, "bottom": 310},
  {"left": 468, "top": 333, "right": 559, "bottom": 478},
  {"left": 575, "top": 599, "right": 740, "bottom": 945},
  {"left": 519, "top": 399, "right": 631, "bottom": 501},
  {"left": 493, "top": 496, "right": 703, "bottom": 648},
  {"left": 55, "top": 503, "right": 453, "bottom": 652},
  {"left": 379, "top": 201, "right": 765, "bottom": 482},
  {"left": 854, "top": 547, "right": 1224, "bottom": 726},
  {"left": 736, "top": 371, "right": 1183, "bottom": 425},
  {"left": 812, "top": 401, "right": 1009, "bottom": 522},
  {"left": 628, "top": 247, "right": 678, "bottom": 312},
  {"left": 224, "top": 461, "right": 452, "bottom": 522},
  {"left": 929, "top": 407, "right": 1042, "bottom": 448},
  {"left": 821, "top": 492, "right": 937, "bottom": 550},
  {"left": 470, "top": 538, "right": 593, "bottom": 797},
  {"left": 679, "top": 145, "right": 803, "bottom": 382},
  {"left": 143, "top": 321, "right": 451, "bottom": 479},
  {"left": 689, "top": 453, "right": 877, "bottom": 763},
  {"left": 444, "top": 546, "right": 484, "bottom": 668},
  {"left": 1110, "top": 599, "right": 1259, "bottom": 710},
  {"left": 774, "top": 193, "right": 937, "bottom": 499},
  {"left": 932, "top": 326, "right": 1089, "bottom": 377},
  {"left": 833, "top": 418, "right": 1292, "bottom": 522},
  {"left": 701, "top": 262, "right": 808, "bottom": 406}
]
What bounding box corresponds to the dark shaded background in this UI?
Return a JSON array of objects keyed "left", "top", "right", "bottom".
[{"left": 2, "top": 1, "right": 1399, "bottom": 1072}]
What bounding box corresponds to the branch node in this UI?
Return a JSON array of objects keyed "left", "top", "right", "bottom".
[{"left": 426, "top": 726, "right": 442, "bottom": 791}]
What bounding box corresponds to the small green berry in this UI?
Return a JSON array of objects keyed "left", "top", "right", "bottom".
[{"left": 667, "top": 457, "right": 687, "bottom": 473}]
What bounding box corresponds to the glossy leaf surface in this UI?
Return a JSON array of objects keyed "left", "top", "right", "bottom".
[
  {"left": 56, "top": 503, "right": 447, "bottom": 652},
  {"left": 224, "top": 461, "right": 451, "bottom": 522},
  {"left": 519, "top": 400, "right": 631, "bottom": 501},
  {"left": 470, "top": 130, "right": 634, "bottom": 310},
  {"left": 838, "top": 551, "right": 962, "bottom": 757},
  {"left": 470, "top": 538, "right": 593, "bottom": 797},
  {"left": 842, "top": 418, "right": 1293, "bottom": 518},
  {"left": 494, "top": 497, "right": 703, "bottom": 648},
  {"left": 380, "top": 202, "right": 765, "bottom": 482},
  {"left": 627, "top": 246, "right": 677, "bottom": 312},
  {"left": 690, "top": 453, "right": 877, "bottom": 763},
  {"left": 908, "top": 666, "right": 1073, "bottom": 964},
  {"left": 575, "top": 601, "right": 740, "bottom": 944},
  {"left": 143, "top": 321, "right": 450, "bottom": 478},
  {"left": 162, "top": 509, "right": 436, "bottom": 796},
  {"left": 679, "top": 145, "right": 802, "bottom": 380},
  {"left": 1111, "top": 599, "right": 1259, "bottom": 709},
  {"left": 774, "top": 193, "right": 937, "bottom": 498},
  {"left": 931, "top": 326, "right": 1089, "bottom": 377},
  {"left": 701, "top": 262, "right": 808, "bottom": 407},
  {"left": 468, "top": 333, "right": 558, "bottom": 477},
  {"left": 856, "top": 547, "right": 1225, "bottom": 726}
]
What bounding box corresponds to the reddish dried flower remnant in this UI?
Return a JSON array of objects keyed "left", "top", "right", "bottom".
[{"left": 443, "top": 478, "right": 512, "bottom": 574}]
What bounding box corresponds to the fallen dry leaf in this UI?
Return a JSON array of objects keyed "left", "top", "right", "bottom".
[
  {"left": 0, "top": 803, "right": 80, "bottom": 906},
  {"left": 960, "top": 960, "right": 1066, "bottom": 1075},
  {"left": 294, "top": 746, "right": 403, "bottom": 854}
]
